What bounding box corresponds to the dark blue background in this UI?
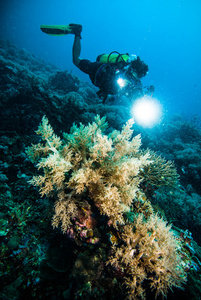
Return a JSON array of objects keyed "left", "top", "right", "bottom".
[{"left": 1, "top": 0, "right": 201, "bottom": 117}]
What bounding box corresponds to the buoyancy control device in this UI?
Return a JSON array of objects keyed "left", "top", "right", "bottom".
[{"left": 96, "top": 51, "right": 130, "bottom": 64}]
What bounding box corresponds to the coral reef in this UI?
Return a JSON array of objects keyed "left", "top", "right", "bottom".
[
  {"left": 27, "top": 115, "right": 192, "bottom": 299},
  {"left": 27, "top": 115, "right": 149, "bottom": 229},
  {"left": 143, "top": 115, "right": 201, "bottom": 194},
  {"left": 1, "top": 38, "right": 201, "bottom": 299},
  {"left": 107, "top": 214, "right": 187, "bottom": 299},
  {"left": 153, "top": 186, "right": 201, "bottom": 245},
  {"left": 140, "top": 114, "right": 201, "bottom": 245},
  {"left": 0, "top": 39, "right": 131, "bottom": 137},
  {"left": 140, "top": 150, "right": 180, "bottom": 188}
]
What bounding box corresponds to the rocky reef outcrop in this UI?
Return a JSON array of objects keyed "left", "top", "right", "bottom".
[{"left": 0, "top": 39, "right": 201, "bottom": 299}]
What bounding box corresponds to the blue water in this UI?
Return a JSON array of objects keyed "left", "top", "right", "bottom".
[{"left": 1, "top": 0, "right": 201, "bottom": 118}]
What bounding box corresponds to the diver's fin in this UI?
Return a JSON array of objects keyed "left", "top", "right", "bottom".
[{"left": 40, "top": 24, "right": 72, "bottom": 36}]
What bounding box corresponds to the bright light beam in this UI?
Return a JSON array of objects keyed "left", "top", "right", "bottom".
[
  {"left": 117, "top": 77, "right": 127, "bottom": 88},
  {"left": 131, "top": 96, "right": 162, "bottom": 128}
]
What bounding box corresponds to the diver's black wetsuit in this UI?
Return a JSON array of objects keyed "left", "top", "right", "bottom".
[
  {"left": 78, "top": 59, "right": 127, "bottom": 97},
  {"left": 78, "top": 59, "right": 102, "bottom": 85}
]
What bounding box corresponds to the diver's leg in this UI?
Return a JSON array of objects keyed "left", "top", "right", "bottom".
[{"left": 72, "top": 36, "right": 81, "bottom": 67}]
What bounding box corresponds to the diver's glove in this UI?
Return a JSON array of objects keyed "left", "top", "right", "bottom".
[
  {"left": 69, "top": 23, "right": 82, "bottom": 38},
  {"left": 144, "top": 85, "right": 155, "bottom": 95}
]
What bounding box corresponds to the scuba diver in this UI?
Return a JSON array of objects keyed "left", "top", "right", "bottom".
[{"left": 40, "top": 23, "right": 154, "bottom": 103}]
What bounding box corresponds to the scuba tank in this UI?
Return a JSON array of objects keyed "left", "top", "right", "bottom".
[{"left": 96, "top": 51, "right": 130, "bottom": 64}]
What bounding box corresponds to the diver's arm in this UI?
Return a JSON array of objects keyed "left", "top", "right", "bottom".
[{"left": 72, "top": 36, "right": 81, "bottom": 67}]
